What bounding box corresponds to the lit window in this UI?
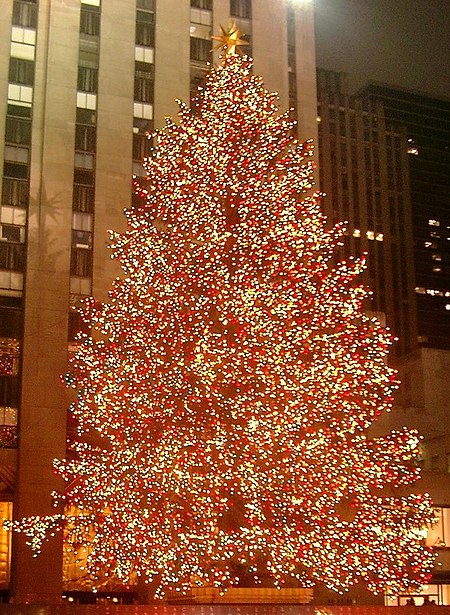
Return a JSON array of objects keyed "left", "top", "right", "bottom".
[
  {"left": 133, "top": 102, "right": 153, "bottom": 120},
  {"left": 8, "top": 83, "right": 32, "bottom": 105},
  {"left": 366, "top": 230, "right": 374, "bottom": 240},
  {"left": 0, "top": 338, "right": 20, "bottom": 377},
  {"left": 445, "top": 304, "right": 450, "bottom": 311},
  {"left": 415, "top": 287, "right": 426, "bottom": 294},
  {"left": 0, "top": 502, "right": 13, "bottom": 584},
  {"left": 376, "top": 233, "right": 383, "bottom": 241},
  {"left": 433, "top": 267, "right": 442, "bottom": 273},
  {"left": 352, "top": 229, "right": 361, "bottom": 238},
  {"left": 429, "top": 219, "right": 440, "bottom": 227},
  {"left": 76, "top": 92, "right": 97, "bottom": 110},
  {"left": 432, "top": 254, "right": 442, "bottom": 261},
  {"left": 407, "top": 137, "right": 419, "bottom": 156}
]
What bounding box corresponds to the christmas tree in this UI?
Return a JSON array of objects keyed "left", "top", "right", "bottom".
[{"left": 9, "top": 51, "right": 435, "bottom": 599}]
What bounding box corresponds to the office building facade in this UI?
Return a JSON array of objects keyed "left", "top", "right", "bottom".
[
  {"left": 316, "top": 69, "right": 450, "bottom": 605},
  {"left": 358, "top": 84, "right": 450, "bottom": 351}
]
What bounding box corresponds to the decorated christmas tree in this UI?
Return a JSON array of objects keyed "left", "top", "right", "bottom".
[{"left": 9, "top": 47, "right": 435, "bottom": 599}]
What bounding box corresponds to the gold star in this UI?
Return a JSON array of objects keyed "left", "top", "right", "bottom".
[{"left": 211, "top": 23, "right": 249, "bottom": 56}]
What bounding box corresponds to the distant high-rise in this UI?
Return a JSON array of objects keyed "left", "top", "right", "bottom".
[
  {"left": 316, "top": 69, "right": 417, "bottom": 357},
  {"left": 358, "top": 84, "right": 450, "bottom": 351},
  {"left": 0, "top": 0, "right": 317, "bottom": 604},
  {"left": 317, "top": 68, "right": 450, "bottom": 606},
  {"left": 317, "top": 70, "right": 450, "bottom": 356}
]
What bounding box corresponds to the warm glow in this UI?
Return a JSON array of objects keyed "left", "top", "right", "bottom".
[{"left": 6, "top": 54, "right": 435, "bottom": 600}]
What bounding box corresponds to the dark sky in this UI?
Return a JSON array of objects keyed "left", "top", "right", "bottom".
[{"left": 314, "top": 0, "right": 450, "bottom": 98}]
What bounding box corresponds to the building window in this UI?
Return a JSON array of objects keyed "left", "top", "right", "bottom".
[
  {"left": 68, "top": 310, "right": 90, "bottom": 342},
  {"left": 136, "top": 11, "right": 155, "bottom": 47},
  {"left": 0, "top": 337, "right": 19, "bottom": 379},
  {"left": 133, "top": 133, "right": 150, "bottom": 162},
  {"left": 134, "top": 62, "right": 154, "bottom": 104},
  {"left": 77, "top": 66, "right": 98, "bottom": 93},
  {"left": 9, "top": 58, "right": 34, "bottom": 86},
  {"left": 73, "top": 168, "right": 94, "bottom": 186},
  {"left": 74, "top": 152, "right": 94, "bottom": 170},
  {"left": 1, "top": 225, "right": 23, "bottom": 244},
  {"left": 3, "top": 162, "right": 28, "bottom": 180},
  {"left": 190, "top": 70, "right": 207, "bottom": 109},
  {"left": 133, "top": 102, "right": 153, "bottom": 120},
  {"left": 1, "top": 178, "right": 29, "bottom": 208},
  {"left": 72, "top": 184, "right": 95, "bottom": 214},
  {"left": 191, "top": 0, "right": 212, "bottom": 8},
  {"left": 80, "top": 8, "right": 100, "bottom": 36},
  {"left": 70, "top": 248, "right": 93, "bottom": 277},
  {"left": 0, "top": 243, "right": 25, "bottom": 272},
  {"left": 4, "top": 145, "right": 28, "bottom": 166},
  {"left": 190, "top": 37, "right": 211, "bottom": 63},
  {"left": 0, "top": 367, "right": 18, "bottom": 446},
  {"left": 72, "top": 230, "right": 92, "bottom": 250},
  {"left": 75, "top": 124, "right": 96, "bottom": 152},
  {"left": 137, "top": 0, "right": 155, "bottom": 8},
  {"left": 288, "top": 72, "right": 297, "bottom": 95},
  {"left": 12, "top": 0, "right": 38, "bottom": 28},
  {"left": 134, "top": 77, "right": 154, "bottom": 104},
  {"left": 5, "top": 117, "right": 31, "bottom": 146},
  {"left": 230, "top": 0, "right": 251, "bottom": 19}
]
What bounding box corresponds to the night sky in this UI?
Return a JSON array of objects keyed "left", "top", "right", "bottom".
[{"left": 314, "top": 0, "right": 450, "bottom": 98}]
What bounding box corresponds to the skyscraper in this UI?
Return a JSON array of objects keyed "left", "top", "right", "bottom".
[
  {"left": 317, "top": 69, "right": 417, "bottom": 358},
  {"left": 0, "top": 0, "right": 317, "bottom": 603},
  {"left": 317, "top": 68, "right": 450, "bottom": 606},
  {"left": 358, "top": 84, "right": 450, "bottom": 351}
]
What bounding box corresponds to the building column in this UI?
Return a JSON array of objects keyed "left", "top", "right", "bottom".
[{"left": 10, "top": 0, "right": 79, "bottom": 603}]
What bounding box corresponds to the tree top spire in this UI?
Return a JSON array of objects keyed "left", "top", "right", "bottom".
[{"left": 211, "top": 22, "right": 249, "bottom": 57}]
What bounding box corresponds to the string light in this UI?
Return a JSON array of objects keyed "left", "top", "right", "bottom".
[{"left": 5, "top": 54, "right": 435, "bottom": 599}]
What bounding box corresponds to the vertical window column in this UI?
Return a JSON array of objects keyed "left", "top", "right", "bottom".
[
  {"left": 189, "top": 0, "right": 212, "bottom": 110},
  {"left": 230, "top": 0, "right": 252, "bottom": 56},
  {"left": 133, "top": 0, "right": 155, "bottom": 177},
  {"left": 70, "top": 1, "right": 101, "bottom": 300},
  {"left": 1, "top": 0, "right": 37, "bottom": 296},
  {"left": 287, "top": 4, "right": 297, "bottom": 121},
  {"left": 0, "top": 305, "right": 21, "bottom": 449}
]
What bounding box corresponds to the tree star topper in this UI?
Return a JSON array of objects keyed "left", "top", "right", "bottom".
[{"left": 212, "top": 22, "right": 249, "bottom": 56}]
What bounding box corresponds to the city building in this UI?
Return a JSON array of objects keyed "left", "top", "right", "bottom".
[
  {"left": 316, "top": 68, "right": 450, "bottom": 606},
  {"left": 358, "top": 84, "right": 450, "bottom": 351},
  {"left": 316, "top": 69, "right": 417, "bottom": 358},
  {"left": 0, "top": 0, "right": 318, "bottom": 604}
]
